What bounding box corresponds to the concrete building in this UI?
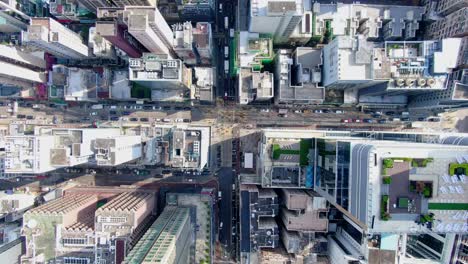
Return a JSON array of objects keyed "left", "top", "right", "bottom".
[
  {"left": 0, "top": 0, "right": 29, "bottom": 33},
  {"left": 322, "top": 35, "right": 374, "bottom": 89},
  {"left": 94, "top": 135, "right": 142, "bottom": 166},
  {"left": 193, "top": 22, "right": 212, "bottom": 65},
  {"left": 275, "top": 47, "right": 324, "bottom": 105},
  {"left": 0, "top": 44, "right": 46, "bottom": 92},
  {"left": 123, "top": 206, "right": 192, "bottom": 264},
  {"left": 239, "top": 70, "right": 274, "bottom": 104},
  {"left": 0, "top": 192, "right": 36, "bottom": 222},
  {"left": 24, "top": 18, "right": 88, "bottom": 59},
  {"left": 4, "top": 136, "right": 55, "bottom": 174},
  {"left": 123, "top": 6, "right": 175, "bottom": 59},
  {"left": 142, "top": 125, "right": 209, "bottom": 169},
  {"left": 94, "top": 192, "right": 156, "bottom": 264},
  {"left": 172, "top": 22, "right": 196, "bottom": 65},
  {"left": 426, "top": 0, "right": 467, "bottom": 39},
  {"left": 49, "top": 65, "right": 112, "bottom": 102},
  {"left": 238, "top": 32, "right": 274, "bottom": 70},
  {"left": 409, "top": 69, "right": 468, "bottom": 110},
  {"left": 89, "top": 27, "right": 115, "bottom": 59},
  {"left": 311, "top": 3, "right": 424, "bottom": 40},
  {"left": 21, "top": 194, "right": 99, "bottom": 263},
  {"left": 249, "top": 0, "right": 304, "bottom": 44},
  {"left": 178, "top": 0, "right": 214, "bottom": 22},
  {"left": 280, "top": 190, "right": 328, "bottom": 232},
  {"left": 240, "top": 185, "right": 280, "bottom": 257},
  {"left": 129, "top": 53, "right": 192, "bottom": 101},
  {"left": 78, "top": 0, "right": 156, "bottom": 12},
  {"left": 192, "top": 67, "right": 214, "bottom": 103}
]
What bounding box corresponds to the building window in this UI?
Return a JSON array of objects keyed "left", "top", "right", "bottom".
[
  {"left": 62, "top": 238, "right": 86, "bottom": 245},
  {"left": 63, "top": 257, "right": 90, "bottom": 264},
  {"left": 99, "top": 216, "right": 127, "bottom": 223}
]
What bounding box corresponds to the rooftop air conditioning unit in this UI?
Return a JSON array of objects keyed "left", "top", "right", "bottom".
[
  {"left": 427, "top": 78, "right": 436, "bottom": 86},
  {"left": 417, "top": 78, "right": 426, "bottom": 86},
  {"left": 405, "top": 79, "right": 415, "bottom": 86},
  {"left": 396, "top": 79, "right": 405, "bottom": 86}
]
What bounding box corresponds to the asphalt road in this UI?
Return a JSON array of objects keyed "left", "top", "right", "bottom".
[{"left": 218, "top": 168, "right": 235, "bottom": 249}]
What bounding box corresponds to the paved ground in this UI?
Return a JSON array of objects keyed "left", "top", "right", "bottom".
[{"left": 388, "top": 162, "right": 421, "bottom": 214}]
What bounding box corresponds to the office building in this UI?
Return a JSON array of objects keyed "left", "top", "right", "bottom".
[
  {"left": 123, "top": 6, "right": 175, "bottom": 58},
  {"left": 129, "top": 53, "right": 192, "bottom": 101},
  {"left": 240, "top": 185, "right": 280, "bottom": 257},
  {"left": 239, "top": 70, "right": 274, "bottom": 104},
  {"left": 24, "top": 18, "right": 88, "bottom": 59},
  {"left": 96, "top": 8, "right": 146, "bottom": 58},
  {"left": 193, "top": 22, "right": 212, "bottom": 65},
  {"left": 192, "top": 67, "right": 214, "bottom": 103},
  {"left": 94, "top": 135, "right": 142, "bottom": 166},
  {"left": 144, "top": 125, "right": 209, "bottom": 169},
  {"left": 249, "top": 0, "right": 304, "bottom": 44},
  {"left": 358, "top": 38, "right": 462, "bottom": 106},
  {"left": 275, "top": 47, "right": 324, "bottom": 105},
  {"left": 311, "top": 3, "right": 424, "bottom": 40},
  {"left": 0, "top": 44, "right": 46, "bottom": 92},
  {"left": 123, "top": 206, "right": 192, "bottom": 264},
  {"left": 172, "top": 22, "right": 197, "bottom": 65},
  {"left": 409, "top": 69, "right": 468, "bottom": 110}
]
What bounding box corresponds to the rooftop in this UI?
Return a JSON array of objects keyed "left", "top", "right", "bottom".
[
  {"left": 96, "top": 192, "right": 154, "bottom": 212},
  {"left": 27, "top": 194, "right": 97, "bottom": 215}
]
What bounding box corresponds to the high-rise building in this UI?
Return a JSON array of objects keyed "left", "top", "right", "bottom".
[
  {"left": 123, "top": 6, "right": 175, "bottom": 58},
  {"left": 249, "top": 0, "right": 304, "bottom": 44},
  {"left": 78, "top": 0, "right": 156, "bottom": 12},
  {"left": 193, "top": 22, "right": 212, "bottom": 65},
  {"left": 426, "top": 0, "right": 467, "bottom": 39},
  {"left": 94, "top": 135, "right": 142, "bottom": 166},
  {"left": 172, "top": 22, "right": 197, "bottom": 65},
  {"left": 0, "top": 44, "right": 46, "bottom": 91},
  {"left": 275, "top": 47, "right": 324, "bottom": 105},
  {"left": 123, "top": 206, "right": 192, "bottom": 264},
  {"left": 129, "top": 53, "right": 192, "bottom": 101},
  {"left": 24, "top": 18, "right": 89, "bottom": 59}
]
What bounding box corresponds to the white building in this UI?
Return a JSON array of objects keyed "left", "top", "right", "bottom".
[
  {"left": 24, "top": 18, "right": 88, "bottom": 59},
  {"left": 322, "top": 35, "right": 374, "bottom": 89},
  {"left": 192, "top": 67, "right": 214, "bottom": 103},
  {"left": 88, "top": 27, "right": 115, "bottom": 59},
  {"left": 172, "top": 22, "right": 196, "bottom": 65},
  {"left": 94, "top": 135, "right": 142, "bottom": 166},
  {"left": 239, "top": 70, "right": 274, "bottom": 104},
  {"left": 4, "top": 136, "right": 55, "bottom": 174},
  {"left": 123, "top": 6, "right": 175, "bottom": 58},
  {"left": 249, "top": 0, "right": 304, "bottom": 44},
  {"left": 0, "top": 44, "right": 46, "bottom": 91}
]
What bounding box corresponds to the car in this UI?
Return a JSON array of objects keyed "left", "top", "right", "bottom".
[
  {"left": 163, "top": 118, "right": 171, "bottom": 122},
  {"left": 341, "top": 119, "right": 351, "bottom": 123},
  {"left": 260, "top": 109, "right": 270, "bottom": 113},
  {"left": 122, "top": 111, "right": 131, "bottom": 115},
  {"left": 163, "top": 106, "right": 171, "bottom": 110},
  {"left": 353, "top": 119, "right": 362, "bottom": 123},
  {"left": 334, "top": 110, "right": 345, "bottom": 114},
  {"left": 363, "top": 119, "right": 374, "bottom": 123},
  {"left": 390, "top": 117, "right": 400, "bottom": 122},
  {"left": 81, "top": 117, "right": 91, "bottom": 121},
  {"left": 153, "top": 106, "right": 162, "bottom": 110},
  {"left": 16, "top": 114, "right": 26, "bottom": 119},
  {"left": 121, "top": 117, "right": 128, "bottom": 121},
  {"left": 401, "top": 117, "right": 410, "bottom": 122},
  {"left": 183, "top": 107, "right": 191, "bottom": 111},
  {"left": 322, "top": 109, "right": 331, "bottom": 113},
  {"left": 183, "top": 119, "right": 191, "bottom": 123},
  {"left": 278, "top": 113, "right": 287, "bottom": 118},
  {"left": 363, "top": 109, "right": 373, "bottom": 114},
  {"left": 135, "top": 105, "right": 143, "bottom": 110},
  {"left": 417, "top": 117, "right": 425, "bottom": 121},
  {"left": 294, "top": 110, "right": 302, "bottom": 113},
  {"left": 123, "top": 105, "right": 131, "bottom": 109},
  {"left": 314, "top": 109, "right": 323, "bottom": 113},
  {"left": 140, "top": 117, "right": 149, "bottom": 122},
  {"left": 175, "top": 106, "right": 183, "bottom": 111},
  {"left": 155, "top": 118, "right": 161, "bottom": 122},
  {"left": 378, "top": 119, "right": 387, "bottom": 124},
  {"left": 143, "top": 105, "right": 152, "bottom": 110},
  {"left": 129, "top": 117, "right": 138, "bottom": 121},
  {"left": 90, "top": 112, "right": 98, "bottom": 116},
  {"left": 371, "top": 113, "right": 382, "bottom": 118},
  {"left": 110, "top": 116, "right": 119, "bottom": 121},
  {"left": 175, "top": 118, "right": 184, "bottom": 122},
  {"left": 385, "top": 111, "right": 395, "bottom": 116},
  {"left": 109, "top": 110, "right": 117, "bottom": 115},
  {"left": 26, "top": 115, "right": 34, "bottom": 120}
]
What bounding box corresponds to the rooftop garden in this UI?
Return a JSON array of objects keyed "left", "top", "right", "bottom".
[
  {"left": 409, "top": 181, "right": 433, "bottom": 198},
  {"left": 449, "top": 163, "right": 468, "bottom": 176},
  {"left": 272, "top": 139, "right": 312, "bottom": 166},
  {"left": 380, "top": 195, "right": 391, "bottom": 221},
  {"left": 428, "top": 203, "right": 468, "bottom": 210},
  {"left": 382, "top": 157, "right": 434, "bottom": 175}
]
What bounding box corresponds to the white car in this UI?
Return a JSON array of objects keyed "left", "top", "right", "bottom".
[
  {"left": 175, "top": 118, "right": 184, "bottom": 122},
  {"left": 294, "top": 110, "right": 302, "bottom": 113},
  {"left": 90, "top": 112, "right": 98, "bottom": 116},
  {"left": 260, "top": 109, "right": 270, "bottom": 112}
]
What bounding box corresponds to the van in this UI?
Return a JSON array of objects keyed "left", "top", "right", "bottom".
[
  {"left": 110, "top": 105, "right": 117, "bottom": 109},
  {"left": 218, "top": 191, "right": 222, "bottom": 199},
  {"left": 224, "top": 46, "right": 228, "bottom": 58}
]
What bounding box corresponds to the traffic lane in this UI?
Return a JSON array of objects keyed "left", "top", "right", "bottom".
[{"left": 218, "top": 168, "right": 234, "bottom": 247}]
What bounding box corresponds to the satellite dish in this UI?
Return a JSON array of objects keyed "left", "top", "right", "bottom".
[{"left": 27, "top": 219, "right": 37, "bottom": 229}]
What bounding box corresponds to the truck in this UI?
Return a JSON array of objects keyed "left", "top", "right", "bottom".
[
  {"left": 224, "top": 60, "right": 229, "bottom": 74},
  {"left": 136, "top": 100, "right": 144, "bottom": 105},
  {"left": 230, "top": 28, "right": 234, "bottom": 37},
  {"left": 224, "top": 46, "right": 229, "bottom": 58},
  {"left": 278, "top": 109, "right": 288, "bottom": 114},
  {"left": 219, "top": 3, "right": 222, "bottom": 13},
  {"left": 91, "top": 104, "right": 103, "bottom": 110},
  {"left": 224, "top": 16, "right": 228, "bottom": 29}
]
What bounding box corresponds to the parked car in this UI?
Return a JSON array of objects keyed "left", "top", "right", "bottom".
[
  {"left": 129, "top": 117, "right": 138, "bottom": 121},
  {"left": 110, "top": 116, "right": 119, "bottom": 121},
  {"left": 314, "top": 109, "right": 323, "bottom": 113},
  {"left": 163, "top": 106, "right": 171, "bottom": 110},
  {"left": 341, "top": 119, "right": 351, "bottom": 123},
  {"left": 378, "top": 119, "right": 388, "bottom": 124},
  {"left": 363, "top": 119, "right": 374, "bottom": 123},
  {"left": 109, "top": 110, "right": 117, "bottom": 115},
  {"left": 322, "top": 109, "right": 331, "bottom": 113},
  {"left": 90, "top": 112, "right": 97, "bottom": 116},
  {"left": 353, "top": 119, "right": 362, "bottom": 123},
  {"left": 183, "top": 107, "right": 191, "bottom": 111},
  {"left": 17, "top": 114, "right": 26, "bottom": 119},
  {"left": 260, "top": 109, "right": 270, "bottom": 113},
  {"left": 140, "top": 117, "right": 149, "bottom": 122},
  {"left": 26, "top": 115, "right": 34, "bottom": 120},
  {"left": 334, "top": 110, "right": 345, "bottom": 114}
]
